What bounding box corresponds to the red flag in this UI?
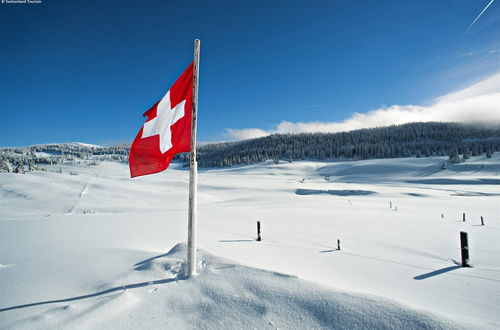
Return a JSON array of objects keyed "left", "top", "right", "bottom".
[{"left": 129, "top": 62, "right": 193, "bottom": 178}]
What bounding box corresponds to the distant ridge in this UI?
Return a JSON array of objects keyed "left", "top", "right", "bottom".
[
  {"left": 29, "top": 142, "right": 103, "bottom": 148},
  {"left": 184, "top": 122, "right": 500, "bottom": 167},
  {"left": 1, "top": 122, "right": 499, "bottom": 168}
]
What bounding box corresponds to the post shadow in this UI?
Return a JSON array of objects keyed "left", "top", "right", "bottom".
[
  {"left": 0, "top": 277, "right": 178, "bottom": 313},
  {"left": 413, "top": 265, "right": 461, "bottom": 280},
  {"left": 133, "top": 252, "right": 169, "bottom": 270},
  {"left": 319, "top": 249, "right": 341, "bottom": 253}
]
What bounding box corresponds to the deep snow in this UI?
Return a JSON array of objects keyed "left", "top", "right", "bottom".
[{"left": 0, "top": 155, "right": 499, "bottom": 329}]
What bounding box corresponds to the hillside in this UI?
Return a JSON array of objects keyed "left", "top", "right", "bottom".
[
  {"left": 1, "top": 122, "right": 499, "bottom": 172},
  {"left": 189, "top": 122, "right": 500, "bottom": 167}
]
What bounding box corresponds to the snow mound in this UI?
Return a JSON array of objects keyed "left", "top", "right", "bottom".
[{"left": 1, "top": 243, "right": 462, "bottom": 329}]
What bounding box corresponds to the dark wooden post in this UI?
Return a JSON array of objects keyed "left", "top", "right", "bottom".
[
  {"left": 441, "top": 213, "right": 444, "bottom": 219},
  {"left": 460, "top": 231, "right": 470, "bottom": 267},
  {"left": 337, "top": 239, "right": 341, "bottom": 250},
  {"left": 389, "top": 201, "right": 392, "bottom": 209},
  {"left": 463, "top": 213, "right": 465, "bottom": 222},
  {"left": 257, "top": 221, "right": 261, "bottom": 241},
  {"left": 481, "top": 216, "right": 484, "bottom": 226}
]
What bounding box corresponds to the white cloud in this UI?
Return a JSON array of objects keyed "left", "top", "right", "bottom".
[
  {"left": 225, "top": 128, "right": 270, "bottom": 140},
  {"left": 436, "top": 72, "right": 500, "bottom": 103},
  {"left": 224, "top": 72, "right": 500, "bottom": 140}
]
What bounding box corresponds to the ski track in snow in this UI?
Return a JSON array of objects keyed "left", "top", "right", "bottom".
[{"left": 66, "top": 170, "right": 99, "bottom": 215}]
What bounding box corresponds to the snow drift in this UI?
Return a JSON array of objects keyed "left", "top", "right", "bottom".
[{"left": 1, "top": 243, "right": 462, "bottom": 329}]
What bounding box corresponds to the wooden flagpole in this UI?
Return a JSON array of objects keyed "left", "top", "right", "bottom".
[{"left": 187, "top": 39, "right": 200, "bottom": 278}]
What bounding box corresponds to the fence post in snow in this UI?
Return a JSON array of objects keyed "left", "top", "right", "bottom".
[
  {"left": 389, "top": 201, "right": 392, "bottom": 209},
  {"left": 441, "top": 213, "right": 444, "bottom": 219},
  {"left": 337, "top": 239, "right": 341, "bottom": 250},
  {"left": 257, "top": 221, "right": 261, "bottom": 241},
  {"left": 481, "top": 216, "right": 484, "bottom": 226},
  {"left": 460, "top": 231, "right": 470, "bottom": 267},
  {"left": 463, "top": 213, "right": 466, "bottom": 222}
]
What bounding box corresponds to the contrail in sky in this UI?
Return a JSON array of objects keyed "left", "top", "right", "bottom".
[{"left": 465, "top": 0, "right": 495, "bottom": 33}]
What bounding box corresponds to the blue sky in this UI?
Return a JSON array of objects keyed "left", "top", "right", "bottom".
[{"left": 0, "top": 0, "right": 499, "bottom": 147}]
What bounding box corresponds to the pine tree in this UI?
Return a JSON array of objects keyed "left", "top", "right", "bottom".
[
  {"left": 14, "top": 163, "right": 25, "bottom": 174},
  {"left": 28, "top": 160, "right": 37, "bottom": 172},
  {"left": 0, "top": 160, "right": 13, "bottom": 173}
]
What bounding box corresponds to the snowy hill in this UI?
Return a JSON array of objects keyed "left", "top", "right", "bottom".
[
  {"left": 192, "top": 122, "right": 500, "bottom": 167},
  {"left": 0, "top": 154, "right": 499, "bottom": 329},
  {"left": 1, "top": 122, "right": 500, "bottom": 170}
]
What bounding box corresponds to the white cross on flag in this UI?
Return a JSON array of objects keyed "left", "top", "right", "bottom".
[{"left": 129, "top": 62, "right": 193, "bottom": 177}]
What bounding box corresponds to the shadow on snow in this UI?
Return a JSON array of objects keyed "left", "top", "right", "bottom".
[
  {"left": 0, "top": 277, "right": 178, "bottom": 313},
  {"left": 296, "top": 189, "right": 375, "bottom": 196},
  {"left": 413, "top": 266, "right": 461, "bottom": 280}
]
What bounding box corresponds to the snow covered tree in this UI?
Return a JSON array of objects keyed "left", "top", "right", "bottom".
[
  {"left": 14, "top": 163, "right": 25, "bottom": 174},
  {"left": 0, "top": 160, "right": 12, "bottom": 173},
  {"left": 449, "top": 147, "right": 461, "bottom": 163},
  {"left": 462, "top": 146, "right": 470, "bottom": 160},
  {"left": 28, "top": 160, "right": 36, "bottom": 172}
]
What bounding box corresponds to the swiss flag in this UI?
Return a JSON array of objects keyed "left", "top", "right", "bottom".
[{"left": 129, "top": 62, "right": 193, "bottom": 178}]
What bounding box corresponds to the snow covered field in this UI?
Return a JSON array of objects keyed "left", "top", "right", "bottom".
[{"left": 0, "top": 155, "right": 499, "bottom": 329}]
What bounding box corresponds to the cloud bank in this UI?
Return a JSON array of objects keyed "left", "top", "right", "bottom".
[{"left": 225, "top": 72, "right": 500, "bottom": 140}]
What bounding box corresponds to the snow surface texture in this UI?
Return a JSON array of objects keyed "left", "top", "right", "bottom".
[
  {"left": 1, "top": 155, "right": 499, "bottom": 329},
  {"left": 0, "top": 243, "right": 461, "bottom": 329}
]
